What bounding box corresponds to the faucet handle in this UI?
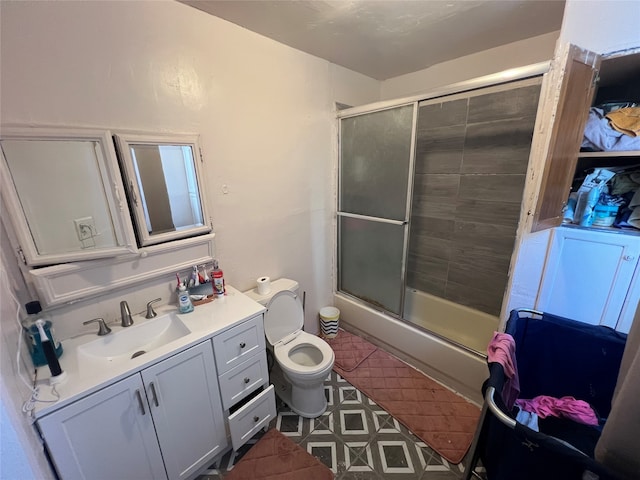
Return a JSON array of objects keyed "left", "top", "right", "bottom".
[
  {"left": 146, "top": 298, "right": 162, "bottom": 319},
  {"left": 83, "top": 318, "right": 111, "bottom": 336}
]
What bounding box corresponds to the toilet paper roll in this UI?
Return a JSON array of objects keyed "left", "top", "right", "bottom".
[{"left": 257, "top": 276, "right": 271, "bottom": 295}]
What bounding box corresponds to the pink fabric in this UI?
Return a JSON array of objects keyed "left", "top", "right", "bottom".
[
  {"left": 487, "top": 332, "right": 519, "bottom": 408},
  {"left": 515, "top": 396, "right": 599, "bottom": 426}
]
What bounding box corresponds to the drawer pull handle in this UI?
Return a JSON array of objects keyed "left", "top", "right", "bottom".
[
  {"left": 240, "top": 342, "right": 246, "bottom": 349},
  {"left": 253, "top": 416, "right": 260, "bottom": 422},
  {"left": 135, "top": 389, "right": 146, "bottom": 415},
  {"left": 244, "top": 377, "right": 250, "bottom": 384},
  {"left": 150, "top": 382, "right": 159, "bottom": 407}
]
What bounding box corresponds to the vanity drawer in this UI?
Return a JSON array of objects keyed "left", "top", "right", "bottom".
[
  {"left": 228, "top": 385, "right": 276, "bottom": 451},
  {"left": 213, "top": 315, "right": 265, "bottom": 374},
  {"left": 219, "top": 353, "right": 269, "bottom": 410}
]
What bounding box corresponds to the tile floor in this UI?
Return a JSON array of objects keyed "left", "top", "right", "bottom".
[{"left": 197, "top": 371, "right": 485, "bottom": 479}]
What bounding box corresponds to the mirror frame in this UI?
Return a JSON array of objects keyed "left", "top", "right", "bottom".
[
  {"left": 113, "top": 132, "right": 212, "bottom": 247},
  {"left": 0, "top": 126, "right": 138, "bottom": 266}
]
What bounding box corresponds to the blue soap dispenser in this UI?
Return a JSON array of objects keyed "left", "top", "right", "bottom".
[{"left": 177, "top": 284, "right": 194, "bottom": 314}]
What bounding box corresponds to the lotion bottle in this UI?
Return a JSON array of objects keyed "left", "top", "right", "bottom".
[{"left": 212, "top": 260, "right": 225, "bottom": 297}]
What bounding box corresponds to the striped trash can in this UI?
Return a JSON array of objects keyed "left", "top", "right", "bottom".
[{"left": 319, "top": 306, "right": 340, "bottom": 339}]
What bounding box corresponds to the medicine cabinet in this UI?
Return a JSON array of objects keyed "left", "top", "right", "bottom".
[
  {"left": 1, "top": 127, "right": 213, "bottom": 268},
  {"left": 0, "top": 127, "right": 137, "bottom": 266},
  {"left": 114, "top": 133, "right": 211, "bottom": 247}
]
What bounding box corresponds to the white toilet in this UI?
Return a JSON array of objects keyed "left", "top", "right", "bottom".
[{"left": 245, "top": 279, "right": 335, "bottom": 418}]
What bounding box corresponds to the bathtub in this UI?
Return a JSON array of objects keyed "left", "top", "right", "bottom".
[
  {"left": 403, "top": 288, "right": 498, "bottom": 354},
  {"left": 334, "top": 291, "right": 494, "bottom": 405}
]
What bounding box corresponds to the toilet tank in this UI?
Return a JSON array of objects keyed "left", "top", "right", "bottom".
[{"left": 243, "top": 278, "right": 299, "bottom": 306}]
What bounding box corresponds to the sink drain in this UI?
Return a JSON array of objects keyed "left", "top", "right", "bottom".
[{"left": 131, "top": 350, "right": 146, "bottom": 359}]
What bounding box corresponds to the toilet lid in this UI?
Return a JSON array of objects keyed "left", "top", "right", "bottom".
[{"left": 263, "top": 290, "right": 303, "bottom": 345}]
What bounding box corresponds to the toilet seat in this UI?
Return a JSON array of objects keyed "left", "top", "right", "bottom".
[
  {"left": 263, "top": 290, "right": 304, "bottom": 346},
  {"left": 275, "top": 332, "right": 334, "bottom": 376},
  {"left": 264, "top": 290, "right": 334, "bottom": 376}
]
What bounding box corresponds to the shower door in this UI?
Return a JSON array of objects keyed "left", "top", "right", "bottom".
[{"left": 338, "top": 104, "right": 416, "bottom": 315}]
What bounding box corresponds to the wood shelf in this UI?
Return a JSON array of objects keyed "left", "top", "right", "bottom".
[{"left": 578, "top": 150, "right": 640, "bottom": 158}]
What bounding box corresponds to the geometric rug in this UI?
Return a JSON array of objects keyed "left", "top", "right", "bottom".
[
  {"left": 224, "top": 428, "right": 334, "bottom": 480},
  {"left": 330, "top": 329, "right": 481, "bottom": 464}
]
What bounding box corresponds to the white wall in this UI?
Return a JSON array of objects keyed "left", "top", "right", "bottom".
[
  {"left": 559, "top": 0, "right": 640, "bottom": 54},
  {"left": 330, "top": 63, "right": 381, "bottom": 108},
  {"left": 380, "top": 32, "right": 559, "bottom": 100}
]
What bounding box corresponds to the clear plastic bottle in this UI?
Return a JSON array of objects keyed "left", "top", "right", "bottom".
[
  {"left": 177, "top": 284, "right": 194, "bottom": 313},
  {"left": 22, "top": 301, "right": 63, "bottom": 367},
  {"left": 579, "top": 186, "right": 600, "bottom": 227}
]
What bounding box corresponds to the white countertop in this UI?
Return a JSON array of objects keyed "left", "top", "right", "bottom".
[{"left": 32, "top": 286, "right": 265, "bottom": 419}]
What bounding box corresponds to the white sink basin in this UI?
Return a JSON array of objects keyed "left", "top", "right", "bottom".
[{"left": 77, "top": 312, "right": 190, "bottom": 370}]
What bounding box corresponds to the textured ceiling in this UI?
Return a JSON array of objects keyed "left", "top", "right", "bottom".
[{"left": 180, "top": 0, "right": 565, "bottom": 80}]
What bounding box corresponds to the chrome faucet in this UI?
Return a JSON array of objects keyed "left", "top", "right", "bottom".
[
  {"left": 120, "top": 300, "right": 134, "bottom": 327},
  {"left": 145, "top": 298, "right": 162, "bottom": 319},
  {"left": 83, "top": 317, "right": 111, "bottom": 336}
]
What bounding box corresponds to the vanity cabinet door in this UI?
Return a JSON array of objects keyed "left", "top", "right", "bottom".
[
  {"left": 536, "top": 227, "right": 640, "bottom": 329},
  {"left": 37, "top": 374, "right": 167, "bottom": 480},
  {"left": 141, "top": 340, "right": 227, "bottom": 480}
]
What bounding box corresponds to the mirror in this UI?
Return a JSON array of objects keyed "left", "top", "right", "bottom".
[
  {"left": 0, "top": 127, "right": 137, "bottom": 266},
  {"left": 114, "top": 133, "right": 211, "bottom": 247}
]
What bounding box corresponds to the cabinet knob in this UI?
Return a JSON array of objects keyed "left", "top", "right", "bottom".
[
  {"left": 239, "top": 342, "right": 246, "bottom": 349},
  {"left": 244, "top": 377, "right": 250, "bottom": 384},
  {"left": 253, "top": 416, "right": 260, "bottom": 422},
  {"left": 623, "top": 255, "right": 635, "bottom": 261}
]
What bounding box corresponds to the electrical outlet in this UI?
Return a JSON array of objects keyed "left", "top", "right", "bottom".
[{"left": 74, "top": 217, "right": 96, "bottom": 241}]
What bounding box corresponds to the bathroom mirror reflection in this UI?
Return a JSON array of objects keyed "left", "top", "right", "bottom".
[
  {"left": 0, "top": 128, "right": 137, "bottom": 266},
  {"left": 114, "top": 133, "right": 211, "bottom": 247}
]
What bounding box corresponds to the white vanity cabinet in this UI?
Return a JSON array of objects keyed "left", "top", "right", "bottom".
[
  {"left": 37, "top": 340, "right": 227, "bottom": 480},
  {"left": 37, "top": 373, "right": 167, "bottom": 480},
  {"left": 536, "top": 227, "right": 640, "bottom": 332},
  {"left": 212, "top": 315, "right": 276, "bottom": 451}
]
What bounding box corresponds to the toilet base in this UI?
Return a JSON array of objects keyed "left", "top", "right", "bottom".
[{"left": 270, "top": 363, "right": 328, "bottom": 419}]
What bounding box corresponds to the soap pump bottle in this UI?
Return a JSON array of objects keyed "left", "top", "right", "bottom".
[{"left": 177, "top": 284, "right": 194, "bottom": 314}]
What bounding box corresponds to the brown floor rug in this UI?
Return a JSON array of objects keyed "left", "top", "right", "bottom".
[
  {"left": 330, "top": 329, "right": 481, "bottom": 464},
  {"left": 225, "top": 428, "right": 334, "bottom": 480},
  {"left": 326, "top": 329, "right": 378, "bottom": 371}
]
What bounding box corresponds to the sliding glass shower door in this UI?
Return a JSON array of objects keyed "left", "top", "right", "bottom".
[{"left": 338, "top": 105, "right": 416, "bottom": 315}]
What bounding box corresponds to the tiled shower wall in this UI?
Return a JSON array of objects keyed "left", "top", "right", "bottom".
[{"left": 407, "top": 80, "right": 542, "bottom": 316}]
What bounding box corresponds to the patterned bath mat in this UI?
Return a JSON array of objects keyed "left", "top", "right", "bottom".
[
  {"left": 225, "top": 428, "right": 334, "bottom": 480},
  {"left": 326, "top": 329, "right": 378, "bottom": 371},
  {"left": 333, "top": 330, "right": 481, "bottom": 464}
]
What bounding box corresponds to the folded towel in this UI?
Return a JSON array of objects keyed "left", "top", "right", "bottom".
[{"left": 606, "top": 107, "right": 640, "bottom": 137}]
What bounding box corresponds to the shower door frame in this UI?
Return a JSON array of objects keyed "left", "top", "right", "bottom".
[
  {"left": 337, "top": 102, "right": 418, "bottom": 319},
  {"left": 335, "top": 61, "right": 551, "bottom": 322}
]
